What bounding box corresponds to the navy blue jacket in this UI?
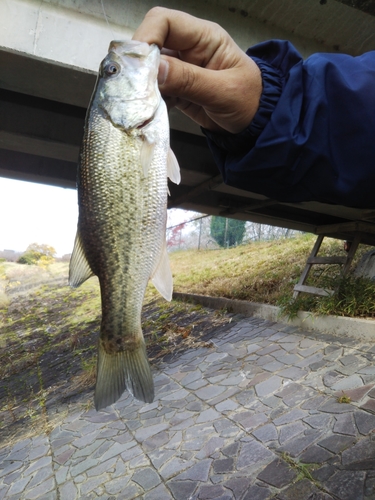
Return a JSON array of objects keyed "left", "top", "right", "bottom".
[{"left": 204, "top": 40, "right": 375, "bottom": 208}]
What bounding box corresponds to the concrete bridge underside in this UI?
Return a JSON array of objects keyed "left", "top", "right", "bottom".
[{"left": 2, "top": 0, "right": 375, "bottom": 243}]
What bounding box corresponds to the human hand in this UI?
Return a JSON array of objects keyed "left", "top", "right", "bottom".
[{"left": 132, "top": 7, "right": 262, "bottom": 134}]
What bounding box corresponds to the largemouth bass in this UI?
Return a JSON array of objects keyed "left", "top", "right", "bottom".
[{"left": 69, "top": 40, "right": 180, "bottom": 410}]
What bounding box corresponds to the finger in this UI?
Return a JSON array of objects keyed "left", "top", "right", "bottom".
[
  {"left": 158, "top": 54, "right": 229, "bottom": 109},
  {"left": 132, "top": 7, "right": 224, "bottom": 65}
]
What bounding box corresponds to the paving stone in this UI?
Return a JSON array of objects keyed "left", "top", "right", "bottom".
[
  {"left": 175, "top": 459, "right": 212, "bottom": 482},
  {"left": 242, "top": 484, "right": 273, "bottom": 500},
  {"left": 340, "top": 354, "right": 359, "bottom": 366},
  {"left": 248, "top": 372, "right": 272, "bottom": 387},
  {"left": 331, "top": 374, "right": 364, "bottom": 391},
  {"left": 196, "top": 408, "right": 220, "bottom": 423},
  {"left": 323, "top": 371, "right": 343, "bottom": 387},
  {"left": 303, "top": 414, "right": 331, "bottom": 429},
  {"left": 28, "top": 465, "right": 54, "bottom": 489},
  {"left": 115, "top": 481, "right": 142, "bottom": 499},
  {"left": 277, "top": 366, "right": 308, "bottom": 380},
  {"left": 319, "top": 400, "right": 354, "bottom": 414},
  {"left": 257, "top": 458, "right": 297, "bottom": 488},
  {"left": 195, "top": 437, "right": 225, "bottom": 459},
  {"left": 132, "top": 467, "right": 161, "bottom": 490},
  {"left": 361, "top": 398, "right": 375, "bottom": 413},
  {"left": 85, "top": 457, "right": 117, "bottom": 478},
  {"left": 342, "top": 437, "right": 375, "bottom": 469},
  {"left": 134, "top": 423, "right": 169, "bottom": 442},
  {"left": 364, "top": 476, "right": 375, "bottom": 499},
  {"left": 224, "top": 477, "right": 252, "bottom": 499},
  {"left": 58, "top": 481, "right": 78, "bottom": 500},
  {"left": 159, "top": 457, "right": 195, "bottom": 480},
  {"left": 326, "top": 470, "right": 365, "bottom": 500},
  {"left": 7, "top": 476, "right": 31, "bottom": 496},
  {"left": 354, "top": 411, "right": 375, "bottom": 434},
  {"left": 129, "top": 452, "right": 150, "bottom": 469},
  {"left": 143, "top": 483, "right": 173, "bottom": 500},
  {"left": 301, "top": 395, "right": 329, "bottom": 411},
  {"left": 262, "top": 360, "right": 285, "bottom": 372},
  {"left": 255, "top": 376, "right": 283, "bottom": 397},
  {"left": 143, "top": 431, "right": 171, "bottom": 452},
  {"left": 198, "top": 484, "right": 228, "bottom": 499},
  {"left": 278, "top": 430, "right": 323, "bottom": 458},
  {"left": 0, "top": 460, "right": 24, "bottom": 479},
  {"left": 298, "top": 444, "right": 333, "bottom": 464},
  {"left": 167, "top": 480, "right": 198, "bottom": 500},
  {"left": 252, "top": 423, "right": 278, "bottom": 443},
  {"left": 195, "top": 385, "right": 226, "bottom": 401},
  {"left": 55, "top": 466, "right": 68, "bottom": 485},
  {"left": 310, "top": 359, "right": 327, "bottom": 371},
  {"left": 237, "top": 439, "right": 274, "bottom": 469},
  {"left": 221, "top": 442, "right": 240, "bottom": 458},
  {"left": 80, "top": 474, "right": 110, "bottom": 495},
  {"left": 240, "top": 412, "right": 268, "bottom": 431},
  {"left": 273, "top": 408, "right": 307, "bottom": 425},
  {"left": 213, "top": 458, "right": 234, "bottom": 474},
  {"left": 334, "top": 383, "right": 374, "bottom": 403},
  {"left": 318, "top": 434, "right": 356, "bottom": 453},
  {"left": 276, "top": 478, "right": 324, "bottom": 500},
  {"left": 358, "top": 366, "right": 375, "bottom": 376},
  {"left": 279, "top": 421, "right": 306, "bottom": 445},
  {"left": 24, "top": 477, "right": 55, "bottom": 499},
  {"left": 333, "top": 413, "right": 357, "bottom": 436},
  {"left": 282, "top": 386, "right": 316, "bottom": 407}
]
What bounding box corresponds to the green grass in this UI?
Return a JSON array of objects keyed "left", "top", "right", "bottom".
[{"left": 166, "top": 233, "right": 375, "bottom": 318}]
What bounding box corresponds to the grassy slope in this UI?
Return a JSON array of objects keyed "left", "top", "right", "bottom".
[{"left": 167, "top": 233, "right": 371, "bottom": 304}]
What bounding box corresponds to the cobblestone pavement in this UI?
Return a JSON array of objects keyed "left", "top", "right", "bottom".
[{"left": 1, "top": 314, "right": 375, "bottom": 499}]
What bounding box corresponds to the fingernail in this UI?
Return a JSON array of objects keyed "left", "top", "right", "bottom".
[{"left": 158, "top": 58, "right": 169, "bottom": 86}]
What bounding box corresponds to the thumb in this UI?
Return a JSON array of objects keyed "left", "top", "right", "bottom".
[{"left": 157, "top": 55, "right": 210, "bottom": 105}]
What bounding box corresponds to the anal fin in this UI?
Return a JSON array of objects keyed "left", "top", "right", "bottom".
[
  {"left": 151, "top": 242, "right": 173, "bottom": 301},
  {"left": 69, "top": 230, "right": 94, "bottom": 288}
]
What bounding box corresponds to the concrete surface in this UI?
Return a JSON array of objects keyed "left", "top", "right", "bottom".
[
  {"left": 1, "top": 311, "right": 375, "bottom": 499},
  {"left": 174, "top": 292, "right": 375, "bottom": 342}
]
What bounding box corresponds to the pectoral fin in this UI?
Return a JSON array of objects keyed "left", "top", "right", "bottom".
[
  {"left": 140, "top": 140, "right": 155, "bottom": 177},
  {"left": 69, "top": 230, "right": 94, "bottom": 288},
  {"left": 151, "top": 242, "right": 173, "bottom": 301},
  {"left": 167, "top": 148, "right": 181, "bottom": 185}
]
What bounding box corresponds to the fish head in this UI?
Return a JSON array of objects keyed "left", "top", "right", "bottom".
[{"left": 96, "top": 40, "right": 160, "bottom": 131}]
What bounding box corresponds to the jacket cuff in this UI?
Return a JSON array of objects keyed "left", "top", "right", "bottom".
[{"left": 202, "top": 56, "right": 283, "bottom": 154}]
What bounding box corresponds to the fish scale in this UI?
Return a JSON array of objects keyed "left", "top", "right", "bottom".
[{"left": 69, "top": 41, "right": 180, "bottom": 410}]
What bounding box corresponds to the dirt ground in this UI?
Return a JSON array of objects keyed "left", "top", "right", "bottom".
[{"left": 0, "top": 279, "right": 236, "bottom": 448}]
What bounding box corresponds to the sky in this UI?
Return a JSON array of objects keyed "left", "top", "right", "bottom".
[
  {"left": 0, "top": 177, "right": 197, "bottom": 258},
  {"left": 0, "top": 177, "right": 78, "bottom": 257}
]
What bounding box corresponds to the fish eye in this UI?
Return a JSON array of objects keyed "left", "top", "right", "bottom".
[{"left": 104, "top": 62, "right": 120, "bottom": 76}]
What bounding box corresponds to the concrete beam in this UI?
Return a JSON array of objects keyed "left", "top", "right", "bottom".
[{"left": 3, "top": 0, "right": 374, "bottom": 112}]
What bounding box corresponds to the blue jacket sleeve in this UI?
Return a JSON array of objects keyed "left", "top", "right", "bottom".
[{"left": 203, "top": 40, "right": 375, "bottom": 208}]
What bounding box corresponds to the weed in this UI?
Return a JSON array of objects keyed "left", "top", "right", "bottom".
[
  {"left": 281, "top": 452, "right": 318, "bottom": 484},
  {"left": 337, "top": 392, "right": 351, "bottom": 404},
  {"left": 278, "top": 275, "right": 375, "bottom": 319}
]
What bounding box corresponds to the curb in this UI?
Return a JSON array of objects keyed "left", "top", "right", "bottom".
[{"left": 173, "top": 292, "right": 375, "bottom": 342}]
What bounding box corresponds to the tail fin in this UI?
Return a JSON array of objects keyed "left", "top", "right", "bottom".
[{"left": 94, "top": 342, "right": 154, "bottom": 410}]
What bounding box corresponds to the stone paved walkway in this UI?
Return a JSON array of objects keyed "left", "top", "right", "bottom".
[{"left": 1, "top": 314, "right": 375, "bottom": 499}]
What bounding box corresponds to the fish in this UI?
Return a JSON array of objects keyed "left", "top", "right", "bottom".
[{"left": 69, "top": 40, "right": 180, "bottom": 411}]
